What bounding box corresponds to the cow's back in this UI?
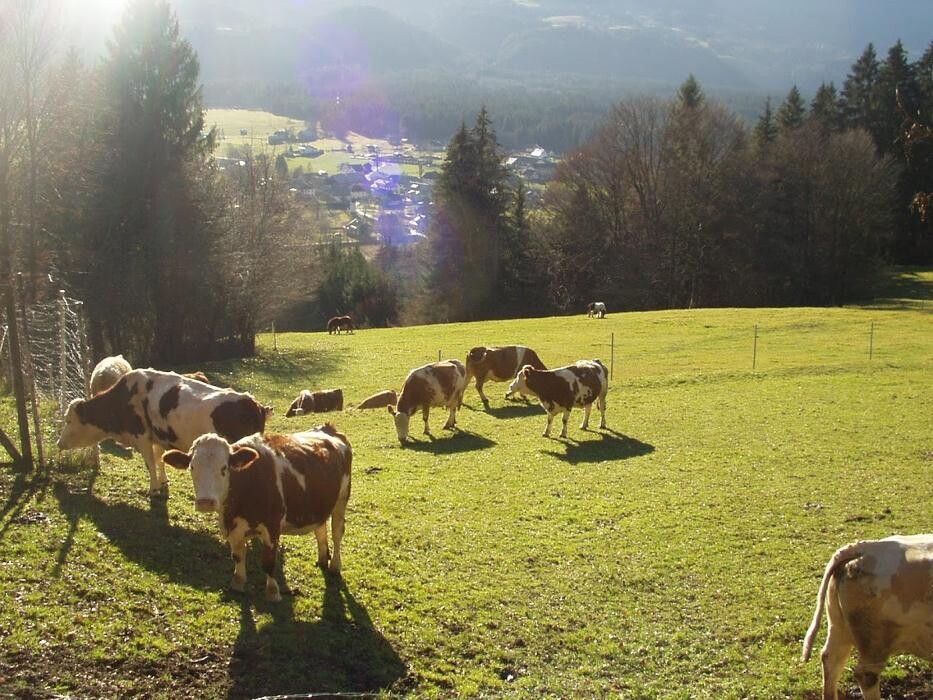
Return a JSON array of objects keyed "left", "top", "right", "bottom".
[{"left": 399, "top": 360, "right": 466, "bottom": 412}]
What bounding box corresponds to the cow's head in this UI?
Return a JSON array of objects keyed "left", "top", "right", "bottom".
[
  {"left": 508, "top": 365, "right": 535, "bottom": 397},
  {"left": 387, "top": 405, "right": 412, "bottom": 444},
  {"left": 163, "top": 433, "right": 259, "bottom": 513},
  {"left": 57, "top": 398, "right": 106, "bottom": 450}
]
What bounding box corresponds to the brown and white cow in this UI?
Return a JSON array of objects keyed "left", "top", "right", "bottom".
[
  {"left": 163, "top": 424, "right": 351, "bottom": 601},
  {"left": 388, "top": 360, "right": 467, "bottom": 444},
  {"left": 355, "top": 389, "right": 397, "bottom": 410},
  {"left": 89, "top": 355, "right": 132, "bottom": 396},
  {"left": 465, "top": 345, "right": 547, "bottom": 408},
  {"left": 508, "top": 359, "right": 608, "bottom": 438},
  {"left": 285, "top": 389, "right": 344, "bottom": 416},
  {"left": 801, "top": 534, "right": 933, "bottom": 700},
  {"left": 327, "top": 315, "right": 355, "bottom": 334},
  {"left": 58, "top": 369, "right": 267, "bottom": 497}
]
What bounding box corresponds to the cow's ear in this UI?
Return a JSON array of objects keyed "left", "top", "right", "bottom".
[
  {"left": 521, "top": 365, "right": 533, "bottom": 377},
  {"left": 163, "top": 450, "right": 192, "bottom": 470},
  {"left": 229, "top": 446, "right": 260, "bottom": 471}
]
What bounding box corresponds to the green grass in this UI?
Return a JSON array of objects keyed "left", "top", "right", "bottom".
[
  {"left": 2, "top": 294, "right": 932, "bottom": 698},
  {"left": 206, "top": 108, "right": 443, "bottom": 177}
]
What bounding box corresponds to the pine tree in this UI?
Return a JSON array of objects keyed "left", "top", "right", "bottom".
[
  {"left": 79, "top": 0, "right": 220, "bottom": 362},
  {"left": 754, "top": 96, "right": 778, "bottom": 149},
  {"left": 677, "top": 74, "right": 705, "bottom": 110},
  {"left": 874, "top": 40, "right": 919, "bottom": 154},
  {"left": 810, "top": 82, "right": 842, "bottom": 132},
  {"left": 841, "top": 43, "right": 880, "bottom": 132},
  {"left": 777, "top": 85, "right": 806, "bottom": 133}
]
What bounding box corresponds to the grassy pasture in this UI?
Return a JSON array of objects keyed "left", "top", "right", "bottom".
[{"left": 1, "top": 297, "right": 932, "bottom": 698}]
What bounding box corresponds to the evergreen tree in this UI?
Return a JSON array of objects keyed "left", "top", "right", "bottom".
[
  {"left": 428, "top": 108, "right": 510, "bottom": 321},
  {"left": 754, "top": 96, "right": 778, "bottom": 149},
  {"left": 841, "top": 43, "right": 880, "bottom": 132},
  {"left": 777, "top": 85, "right": 806, "bottom": 133},
  {"left": 76, "top": 0, "right": 220, "bottom": 362},
  {"left": 874, "top": 40, "right": 919, "bottom": 154},
  {"left": 677, "top": 74, "right": 705, "bottom": 110},
  {"left": 810, "top": 82, "right": 843, "bottom": 132}
]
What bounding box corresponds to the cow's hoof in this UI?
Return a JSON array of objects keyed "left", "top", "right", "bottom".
[
  {"left": 328, "top": 558, "right": 342, "bottom": 573},
  {"left": 316, "top": 556, "right": 329, "bottom": 569},
  {"left": 149, "top": 488, "right": 168, "bottom": 500},
  {"left": 265, "top": 582, "right": 282, "bottom": 602},
  {"left": 230, "top": 576, "right": 246, "bottom": 593}
]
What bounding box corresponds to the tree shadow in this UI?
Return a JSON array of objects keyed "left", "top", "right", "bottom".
[
  {"left": 51, "top": 484, "right": 228, "bottom": 589},
  {"left": 403, "top": 430, "right": 497, "bottom": 454},
  {"left": 0, "top": 467, "right": 52, "bottom": 542},
  {"left": 541, "top": 429, "right": 655, "bottom": 465},
  {"left": 227, "top": 574, "right": 408, "bottom": 699},
  {"left": 202, "top": 348, "right": 343, "bottom": 395}
]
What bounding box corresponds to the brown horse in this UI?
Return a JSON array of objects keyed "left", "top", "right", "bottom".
[{"left": 327, "top": 315, "right": 355, "bottom": 334}]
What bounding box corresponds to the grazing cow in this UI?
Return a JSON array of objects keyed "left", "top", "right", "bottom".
[
  {"left": 465, "top": 345, "right": 547, "bottom": 408},
  {"left": 89, "top": 355, "right": 132, "bottom": 396},
  {"left": 801, "top": 534, "right": 933, "bottom": 700},
  {"left": 285, "top": 389, "right": 344, "bottom": 416},
  {"left": 163, "top": 424, "right": 351, "bottom": 601},
  {"left": 355, "top": 389, "right": 397, "bottom": 410},
  {"left": 586, "top": 302, "right": 607, "bottom": 319},
  {"left": 327, "top": 315, "right": 355, "bottom": 334},
  {"left": 57, "top": 369, "right": 267, "bottom": 497},
  {"left": 388, "top": 360, "right": 467, "bottom": 444},
  {"left": 508, "top": 360, "right": 608, "bottom": 438}
]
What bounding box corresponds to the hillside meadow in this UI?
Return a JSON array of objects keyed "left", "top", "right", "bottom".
[{"left": 1, "top": 294, "right": 931, "bottom": 697}]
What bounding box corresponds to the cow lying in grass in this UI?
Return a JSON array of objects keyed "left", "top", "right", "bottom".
[
  {"left": 802, "top": 534, "right": 933, "bottom": 700},
  {"left": 163, "top": 424, "right": 352, "bottom": 601},
  {"left": 508, "top": 360, "right": 608, "bottom": 438}
]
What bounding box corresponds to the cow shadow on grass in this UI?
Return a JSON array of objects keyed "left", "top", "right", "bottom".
[
  {"left": 51, "top": 484, "right": 229, "bottom": 590},
  {"left": 481, "top": 402, "right": 542, "bottom": 420},
  {"left": 402, "top": 430, "right": 497, "bottom": 454},
  {"left": 227, "top": 574, "right": 408, "bottom": 699},
  {"left": 541, "top": 429, "right": 655, "bottom": 465}
]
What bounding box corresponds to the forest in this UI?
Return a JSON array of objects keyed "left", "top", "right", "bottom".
[{"left": 1, "top": 0, "right": 931, "bottom": 365}]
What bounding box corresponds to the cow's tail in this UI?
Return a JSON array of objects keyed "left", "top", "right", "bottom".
[{"left": 801, "top": 541, "right": 865, "bottom": 662}]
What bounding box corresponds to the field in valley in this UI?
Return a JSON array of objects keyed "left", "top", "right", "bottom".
[{"left": 1, "top": 284, "right": 932, "bottom": 697}]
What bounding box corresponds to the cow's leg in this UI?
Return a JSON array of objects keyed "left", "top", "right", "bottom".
[
  {"left": 853, "top": 659, "right": 886, "bottom": 700},
  {"left": 151, "top": 444, "right": 169, "bottom": 495},
  {"left": 543, "top": 410, "right": 555, "bottom": 437},
  {"left": 475, "top": 377, "right": 490, "bottom": 408},
  {"left": 422, "top": 406, "right": 431, "bottom": 434},
  {"left": 443, "top": 403, "right": 457, "bottom": 430},
  {"left": 581, "top": 402, "right": 592, "bottom": 430},
  {"left": 228, "top": 520, "right": 249, "bottom": 593},
  {"left": 313, "top": 523, "right": 330, "bottom": 568},
  {"left": 329, "top": 478, "right": 349, "bottom": 572},
  {"left": 820, "top": 588, "right": 854, "bottom": 700},
  {"left": 262, "top": 538, "right": 281, "bottom": 602},
  {"left": 597, "top": 392, "right": 607, "bottom": 429},
  {"left": 138, "top": 440, "right": 164, "bottom": 497},
  {"left": 559, "top": 409, "right": 571, "bottom": 438}
]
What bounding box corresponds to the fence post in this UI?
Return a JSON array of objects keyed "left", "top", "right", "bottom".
[
  {"left": 4, "top": 285, "right": 33, "bottom": 470},
  {"left": 610, "top": 332, "right": 615, "bottom": 383},
  {"left": 438, "top": 350, "right": 441, "bottom": 362},
  {"left": 868, "top": 321, "right": 874, "bottom": 361},
  {"left": 752, "top": 324, "right": 759, "bottom": 370},
  {"left": 272, "top": 321, "right": 277, "bottom": 353},
  {"left": 18, "top": 275, "right": 44, "bottom": 469}
]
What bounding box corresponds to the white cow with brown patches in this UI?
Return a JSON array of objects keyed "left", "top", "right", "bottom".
[
  {"left": 388, "top": 360, "right": 467, "bottom": 444},
  {"left": 163, "top": 424, "right": 351, "bottom": 601},
  {"left": 802, "top": 534, "right": 933, "bottom": 699},
  {"left": 508, "top": 359, "right": 608, "bottom": 438}
]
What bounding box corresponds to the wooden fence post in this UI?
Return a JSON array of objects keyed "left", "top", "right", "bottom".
[{"left": 4, "top": 286, "right": 32, "bottom": 469}]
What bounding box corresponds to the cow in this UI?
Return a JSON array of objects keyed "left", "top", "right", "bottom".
[
  {"left": 285, "top": 389, "right": 344, "bottom": 416},
  {"left": 801, "top": 534, "right": 933, "bottom": 700},
  {"left": 465, "top": 345, "right": 547, "bottom": 409},
  {"left": 388, "top": 360, "right": 467, "bottom": 445},
  {"left": 586, "top": 302, "right": 607, "bottom": 319},
  {"left": 508, "top": 360, "right": 608, "bottom": 438},
  {"left": 182, "top": 371, "right": 211, "bottom": 384},
  {"left": 355, "top": 389, "right": 397, "bottom": 410},
  {"left": 327, "top": 315, "right": 355, "bottom": 334},
  {"left": 89, "top": 355, "right": 132, "bottom": 396},
  {"left": 57, "top": 369, "right": 267, "bottom": 497},
  {"left": 162, "top": 424, "right": 351, "bottom": 601}
]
